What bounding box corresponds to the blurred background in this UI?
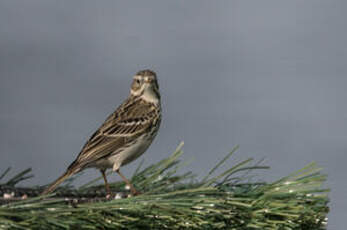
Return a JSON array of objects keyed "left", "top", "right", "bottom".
[{"left": 0, "top": 1, "right": 346, "bottom": 229}]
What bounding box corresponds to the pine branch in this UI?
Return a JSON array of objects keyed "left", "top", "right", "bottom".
[{"left": 0, "top": 143, "right": 329, "bottom": 229}]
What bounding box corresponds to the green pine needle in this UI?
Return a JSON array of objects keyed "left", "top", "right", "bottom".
[{"left": 0, "top": 143, "right": 329, "bottom": 230}]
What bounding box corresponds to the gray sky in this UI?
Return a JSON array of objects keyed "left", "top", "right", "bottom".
[{"left": 0, "top": 1, "right": 346, "bottom": 229}]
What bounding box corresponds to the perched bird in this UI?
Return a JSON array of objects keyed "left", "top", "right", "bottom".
[{"left": 42, "top": 70, "right": 161, "bottom": 196}]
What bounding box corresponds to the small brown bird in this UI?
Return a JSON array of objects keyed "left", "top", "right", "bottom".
[{"left": 42, "top": 70, "right": 161, "bottom": 196}]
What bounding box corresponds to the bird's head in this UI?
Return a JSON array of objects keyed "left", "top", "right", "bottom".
[{"left": 130, "top": 69, "right": 160, "bottom": 104}]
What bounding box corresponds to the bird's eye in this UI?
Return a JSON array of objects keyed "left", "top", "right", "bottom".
[{"left": 136, "top": 79, "right": 141, "bottom": 84}]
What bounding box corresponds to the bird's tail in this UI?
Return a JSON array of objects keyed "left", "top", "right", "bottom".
[{"left": 41, "top": 169, "right": 76, "bottom": 195}]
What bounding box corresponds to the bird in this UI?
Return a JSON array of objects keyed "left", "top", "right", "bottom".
[{"left": 42, "top": 69, "right": 161, "bottom": 196}]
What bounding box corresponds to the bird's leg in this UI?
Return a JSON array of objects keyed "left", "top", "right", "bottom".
[
  {"left": 115, "top": 169, "right": 140, "bottom": 196},
  {"left": 100, "top": 169, "right": 112, "bottom": 196}
]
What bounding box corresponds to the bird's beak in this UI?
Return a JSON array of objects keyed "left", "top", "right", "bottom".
[{"left": 144, "top": 77, "right": 153, "bottom": 83}]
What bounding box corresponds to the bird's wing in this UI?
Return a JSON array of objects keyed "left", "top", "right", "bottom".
[{"left": 68, "top": 97, "right": 159, "bottom": 170}]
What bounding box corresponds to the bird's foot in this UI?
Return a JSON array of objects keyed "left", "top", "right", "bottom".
[
  {"left": 132, "top": 190, "right": 142, "bottom": 196},
  {"left": 105, "top": 193, "right": 113, "bottom": 200}
]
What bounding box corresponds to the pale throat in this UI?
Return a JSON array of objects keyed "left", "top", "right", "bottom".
[
  {"left": 141, "top": 88, "right": 160, "bottom": 105},
  {"left": 130, "top": 86, "right": 160, "bottom": 105}
]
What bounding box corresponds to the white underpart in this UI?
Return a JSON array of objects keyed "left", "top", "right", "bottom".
[
  {"left": 111, "top": 134, "right": 152, "bottom": 171},
  {"left": 91, "top": 133, "right": 153, "bottom": 171}
]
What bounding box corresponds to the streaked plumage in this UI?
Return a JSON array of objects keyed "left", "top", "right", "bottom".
[{"left": 42, "top": 70, "right": 161, "bottom": 195}]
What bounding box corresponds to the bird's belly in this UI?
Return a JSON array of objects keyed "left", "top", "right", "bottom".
[{"left": 95, "top": 135, "right": 153, "bottom": 171}]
